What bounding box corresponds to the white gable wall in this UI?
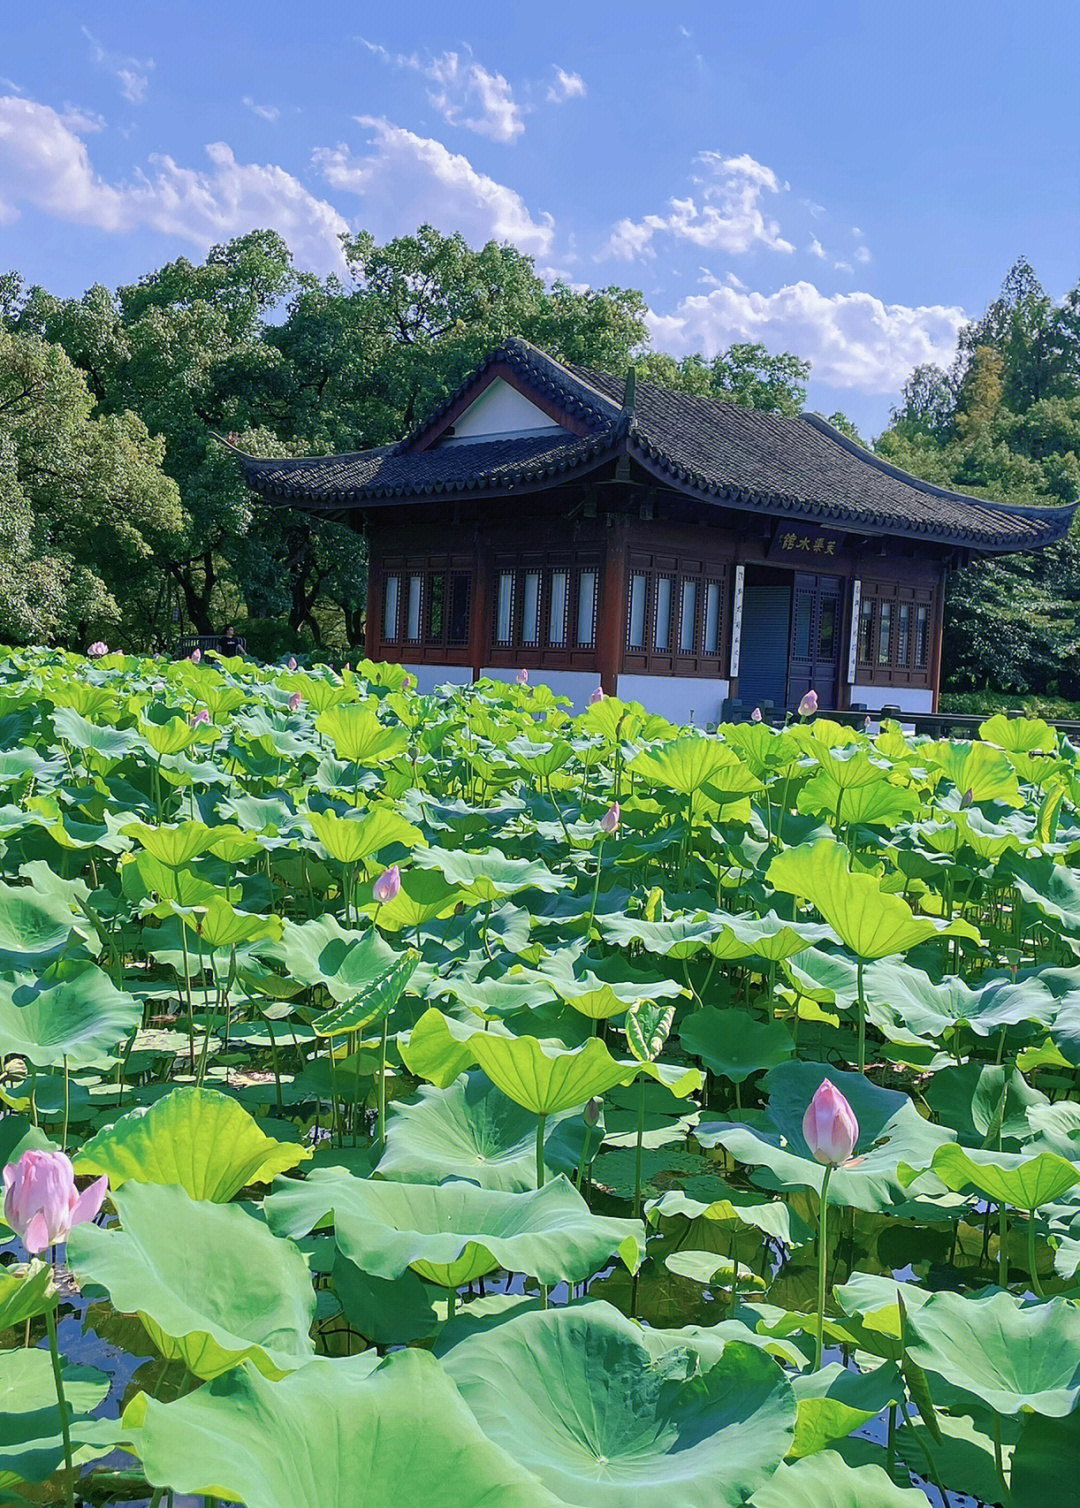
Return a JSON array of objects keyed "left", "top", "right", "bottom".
[{"left": 442, "top": 379, "right": 564, "bottom": 444}]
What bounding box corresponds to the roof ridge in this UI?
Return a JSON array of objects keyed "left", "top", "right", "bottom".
[{"left": 798, "top": 412, "right": 1069, "bottom": 522}]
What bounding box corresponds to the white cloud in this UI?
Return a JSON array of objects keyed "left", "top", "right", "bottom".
[
  {"left": 808, "top": 236, "right": 827, "bottom": 260},
  {"left": 243, "top": 97, "right": 281, "bottom": 123},
  {"left": 0, "top": 95, "right": 349, "bottom": 270},
  {"left": 314, "top": 116, "right": 554, "bottom": 256},
  {"left": 854, "top": 244, "right": 872, "bottom": 264},
  {"left": 359, "top": 41, "right": 524, "bottom": 143},
  {"left": 646, "top": 280, "right": 967, "bottom": 393},
  {"left": 547, "top": 67, "right": 586, "bottom": 103},
  {"left": 82, "top": 28, "right": 153, "bottom": 105},
  {"left": 597, "top": 151, "right": 794, "bottom": 261}
]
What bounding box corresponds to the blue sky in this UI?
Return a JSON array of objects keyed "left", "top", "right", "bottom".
[{"left": 2, "top": 0, "right": 1077, "bottom": 434}]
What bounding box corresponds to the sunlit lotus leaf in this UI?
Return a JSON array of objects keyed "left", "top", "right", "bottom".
[
  {"left": 314, "top": 704, "right": 408, "bottom": 763},
  {"left": 138, "top": 715, "right": 203, "bottom": 757},
  {"left": 68, "top": 1182, "right": 316, "bottom": 1379},
  {"left": 378, "top": 1072, "right": 593, "bottom": 1191},
  {"left": 663, "top": 1250, "right": 764, "bottom": 1295},
  {"left": 0, "top": 1347, "right": 111, "bottom": 1489},
  {"left": 905, "top": 1287, "right": 1080, "bottom": 1416},
  {"left": 432, "top": 972, "right": 559, "bottom": 1020},
  {"left": 399, "top": 1007, "right": 504, "bottom": 1087},
  {"left": 121, "top": 1349, "right": 562, "bottom": 1508},
  {"left": 265, "top": 1169, "right": 643, "bottom": 1287},
  {"left": 748, "top": 1451, "right": 929, "bottom": 1507},
  {"left": 862, "top": 959, "right": 1057, "bottom": 1040},
  {"left": 468, "top": 1031, "right": 644, "bottom": 1115},
  {"left": 74, "top": 1086, "right": 310, "bottom": 1199},
  {"left": 0, "top": 1261, "right": 55, "bottom": 1329},
  {"left": 631, "top": 737, "right": 761, "bottom": 798},
  {"left": 179, "top": 895, "right": 283, "bottom": 949},
  {"left": 768, "top": 841, "right": 979, "bottom": 959},
  {"left": 646, "top": 1188, "right": 813, "bottom": 1248},
  {"left": 697, "top": 1060, "right": 954, "bottom": 1212},
  {"left": 123, "top": 820, "right": 230, "bottom": 867},
  {"left": 597, "top": 912, "right": 723, "bottom": 958},
  {"left": 0, "top": 880, "right": 79, "bottom": 969},
  {"left": 307, "top": 805, "right": 421, "bottom": 866},
  {"left": 979, "top": 713, "right": 1057, "bottom": 754},
  {"left": 439, "top": 1300, "right": 795, "bottom": 1508},
  {"left": 921, "top": 738, "right": 1024, "bottom": 805},
  {"left": 358, "top": 867, "right": 464, "bottom": 931},
  {"left": 800, "top": 775, "right": 921, "bottom": 829},
  {"left": 789, "top": 1361, "right": 902, "bottom": 1459},
  {"left": 413, "top": 846, "right": 569, "bottom": 902},
  {"left": 900, "top": 1142, "right": 1080, "bottom": 1211},
  {"left": 0, "top": 962, "right": 141, "bottom": 1068},
  {"left": 1026, "top": 1098, "right": 1080, "bottom": 1158},
  {"left": 312, "top": 946, "right": 419, "bottom": 1036},
  {"left": 679, "top": 1008, "right": 793, "bottom": 1084},
  {"left": 704, "top": 911, "right": 835, "bottom": 962},
  {"left": 280, "top": 671, "right": 352, "bottom": 713},
  {"left": 124, "top": 850, "right": 233, "bottom": 910}
]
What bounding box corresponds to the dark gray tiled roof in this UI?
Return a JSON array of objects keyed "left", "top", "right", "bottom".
[{"left": 230, "top": 337, "right": 1074, "bottom": 552}]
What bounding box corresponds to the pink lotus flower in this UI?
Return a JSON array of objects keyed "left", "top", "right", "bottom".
[
  {"left": 515, "top": 668, "right": 529, "bottom": 685},
  {"left": 600, "top": 801, "right": 620, "bottom": 835},
  {"left": 190, "top": 648, "right": 201, "bottom": 663},
  {"left": 372, "top": 865, "right": 401, "bottom": 905},
  {"left": 751, "top": 706, "right": 762, "bottom": 722},
  {"left": 288, "top": 691, "right": 302, "bottom": 712},
  {"left": 3, "top": 1150, "right": 108, "bottom": 1254},
  {"left": 802, "top": 1080, "right": 859, "bottom": 1167},
  {"left": 86, "top": 641, "right": 108, "bottom": 659},
  {"left": 287, "top": 656, "right": 298, "bottom": 671},
  {"left": 190, "top": 708, "right": 211, "bottom": 728},
  {"left": 589, "top": 685, "right": 605, "bottom": 705},
  {"left": 798, "top": 689, "right": 818, "bottom": 718}
]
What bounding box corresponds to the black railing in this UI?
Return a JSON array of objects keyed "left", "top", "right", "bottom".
[
  {"left": 720, "top": 698, "right": 1080, "bottom": 739},
  {"left": 175, "top": 635, "right": 247, "bottom": 658}
]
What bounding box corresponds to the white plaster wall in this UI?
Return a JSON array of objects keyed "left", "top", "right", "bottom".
[
  {"left": 399, "top": 663, "right": 474, "bottom": 696},
  {"left": 851, "top": 683, "right": 934, "bottom": 715},
  {"left": 445, "top": 380, "right": 561, "bottom": 442},
  {"left": 479, "top": 668, "right": 599, "bottom": 712},
  {"left": 616, "top": 675, "right": 730, "bottom": 727}
]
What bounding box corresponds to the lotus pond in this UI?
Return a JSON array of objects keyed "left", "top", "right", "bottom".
[{"left": 2, "top": 646, "right": 1080, "bottom": 1507}]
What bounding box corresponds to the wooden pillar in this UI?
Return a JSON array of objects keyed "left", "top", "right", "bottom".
[
  {"left": 469, "top": 532, "right": 490, "bottom": 684},
  {"left": 929, "top": 570, "right": 947, "bottom": 712},
  {"left": 596, "top": 517, "right": 629, "bottom": 696},
  {"left": 363, "top": 524, "right": 377, "bottom": 661}
]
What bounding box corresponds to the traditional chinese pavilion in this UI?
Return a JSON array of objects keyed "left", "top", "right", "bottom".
[{"left": 231, "top": 339, "right": 1072, "bottom": 722}]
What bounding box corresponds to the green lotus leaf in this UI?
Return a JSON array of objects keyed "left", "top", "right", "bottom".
[
  {"left": 0, "top": 963, "right": 141, "bottom": 1069},
  {"left": 378, "top": 1072, "right": 593, "bottom": 1192},
  {"left": 924, "top": 1061, "right": 1047, "bottom": 1148},
  {"left": 267, "top": 1169, "right": 643, "bottom": 1287},
  {"left": 905, "top": 1287, "right": 1080, "bottom": 1416},
  {"left": 892, "top": 1408, "right": 1016, "bottom": 1508},
  {"left": 74, "top": 1086, "right": 311, "bottom": 1200},
  {"left": 331, "top": 1253, "right": 439, "bottom": 1345},
  {"left": 307, "top": 805, "right": 421, "bottom": 866},
  {"left": 697, "top": 1060, "right": 954, "bottom": 1212},
  {"left": 704, "top": 911, "right": 835, "bottom": 962},
  {"left": 399, "top": 1007, "right": 500, "bottom": 1088},
  {"left": 68, "top": 1181, "right": 316, "bottom": 1380},
  {"left": 646, "top": 1188, "right": 813, "bottom": 1248},
  {"left": 902, "top": 1142, "right": 1080, "bottom": 1211},
  {"left": 0, "top": 1347, "right": 111, "bottom": 1489},
  {"left": 179, "top": 895, "right": 283, "bottom": 949},
  {"left": 414, "top": 846, "right": 569, "bottom": 902},
  {"left": 1010, "top": 1409, "right": 1080, "bottom": 1508},
  {"left": 0, "top": 1262, "right": 55, "bottom": 1329},
  {"left": 863, "top": 959, "right": 1057, "bottom": 1040},
  {"left": 314, "top": 704, "right": 409, "bottom": 763},
  {"left": 921, "top": 738, "right": 1024, "bottom": 806},
  {"left": 630, "top": 736, "right": 760, "bottom": 799},
  {"left": 358, "top": 867, "right": 464, "bottom": 931},
  {"left": 121, "top": 1349, "right": 562, "bottom": 1508},
  {"left": 597, "top": 912, "right": 723, "bottom": 958},
  {"left": 748, "top": 1451, "right": 930, "bottom": 1508},
  {"left": 979, "top": 713, "right": 1058, "bottom": 754},
  {"left": 0, "top": 880, "right": 78, "bottom": 969},
  {"left": 123, "top": 820, "right": 232, "bottom": 867},
  {"left": 468, "top": 1032, "right": 640, "bottom": 1115},
  {"left": 433, "top": 972, "right": 559, "bottom": 1019},
  {"left": 138, "top": 715, "right": 202, "bottom": 757},
  {"left": 312, "top": 947, "right": 420, "bottom": 1036},
  {"left": 768, "top": 840, "right": 979, "bottom": 959},
  {"left": 439, "top": 1300, "right": 795, "bottom": 1508},
  {"left": 788, "top": 1361, "right": 902, "bottom": 1459},
  {"left": 663, "top": 1250, "right": 765, "bottom": 1293},
  {"left": 679, "top": 1008, "right": 793, "bottom": 1084}
]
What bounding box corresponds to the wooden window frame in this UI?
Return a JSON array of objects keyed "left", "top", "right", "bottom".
[
  {"left": 855, "top": 580, "right": 935, "bottom": 688},
  {"left": 624, "top": 552, "right": 729, "bottom": 676},
  {"left": 373, "top": 553, "right": 475, "bottom": 665},
  {"left": 486, "top": 553, "right": 602, "bottom": 670}
]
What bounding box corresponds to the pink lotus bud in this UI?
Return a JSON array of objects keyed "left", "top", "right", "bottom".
[
  {"left": 798, "top": 689, "right": 818, "bottom": 718},
  {"left": 584, "top": 1097, "right": 602, "bottom": 1126},
  {"left": 190, "top": 708, "right": 210, "bottom": 728},
  {"left": 402, "top": 673, "right": 415, "bottom": 690},
  {"left": 86, "top": 641, "right": 108, "bottom": 659},
  {"left": 288, "top": 691, "right": 302, "bottom": 712},
  {"left": 2, "top": 1150, "right": 108, "bottom": 1254},
  {"left": 802, "top": 1079, "right": 859, "bottom": 1167},
  {"left": 960, "top": 788, "right": 974, "bottom": 809},
  {"left": 372, "top": 864, "right": 401, "bottom": 905},
  {"left": 287, "top": 656, "right": 298, "bottom": 671},
  {"left": 516, "top": 668, "right": 529, "bottom": 685},
  {"left": 865, "top": 716, "right": 873, "bottom": 733},
  {"left": 751, "top": 706, "right": 762, "bottom": 722},
  {"left": 344, "top": 663, "right": 351, "bottom": 673},
  {"left": 600, "top": 801, "right": 620, "bottom": 835},
  {"left": 589, "top": 685, "right": 605, "bottom": 705},
  {"left": 190, "top": 648, "right": 201, "bottom": 663}
]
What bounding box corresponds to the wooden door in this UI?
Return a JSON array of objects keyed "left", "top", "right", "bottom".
[{"left": 788, "top": 573, "right": 842, "bottom": 709}]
